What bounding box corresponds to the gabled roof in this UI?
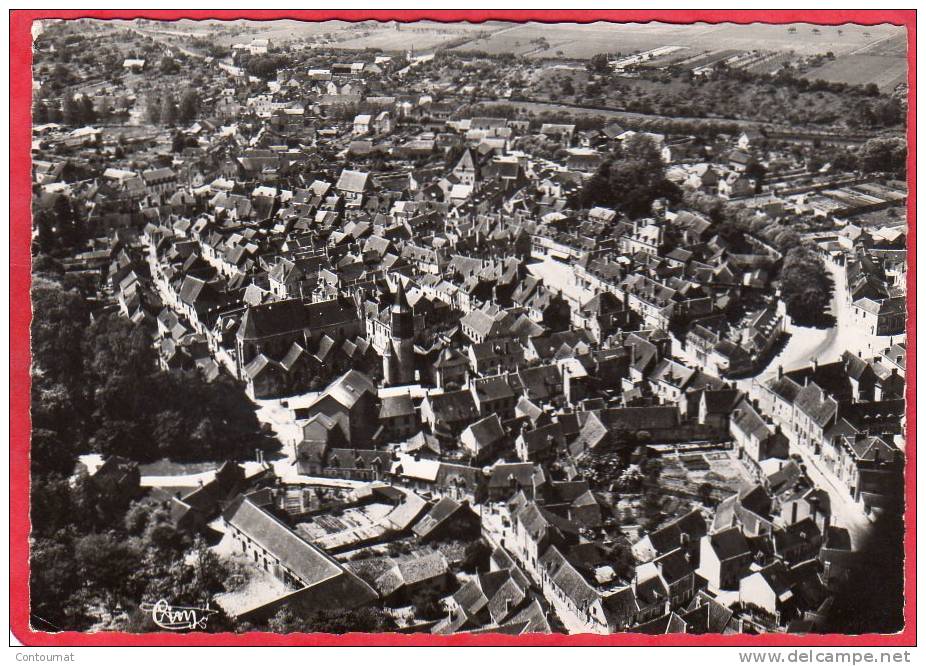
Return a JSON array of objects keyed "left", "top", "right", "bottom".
[
  {"left": 223, "top": 494, "right": 374, "bottom": 600},
  {"left": 336, "top": 169, "right": 370, "bottom": 193},
  {"left": 488, "top": 462, "right": 540, "bottom": 490},
  {"left": 379, "top": 393, "right": 415, "bottom": 419},
  {"left": 538, "top": 544, "right": 598, "bottom": 611},
  {"left": 237, "top": 299, "right": 310, "bottom": 340},
  {"left": 412, "top": 496, "right": 477, "bottom": 539},
  {"left": 654, "top": 547, "right": 695, "bottom": 585},
  {"left": 425, "top": 384, "right": 480, "bottom": 418},
  {"left": 794, "top": 382, "right": 839, "bottom": 428},
  {"left": 320, "top": 370, "right": 377, "bottom": 410},
  {"left": 845, "top": 435, "right": 899, "bottom": 464},
  {"left": 462, "top": 414, "right": 506, "bottom": 451},
  {"left": 765, "top": 375, "right": 803, "bottom": 404},
  {"left": 471, "top": 375, "right": 515, "bottom": 403},
  {"left": 376, "top": 552, "right": 449, "bottom": 596},
  {"left": 518, "top": 422, "right": 565, "bottom": 456},
  {"left": 681, "top": 593, "right": 737, "bottom": 634},
  {"left": 631, "top": 612, "right": 688, "bottom": 635},
  {"left": 643, "top": 509, "right": 707, "bottom": 556},
  {"left": 709, "top": 526, "right": 751, "bottom": 561}
]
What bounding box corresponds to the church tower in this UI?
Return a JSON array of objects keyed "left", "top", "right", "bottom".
[
  {"left": 452, "top": 148, "right": 480, "bottom": 188},
  {"left": 383, "top": 282, "right": 416, "bottom": 386}
]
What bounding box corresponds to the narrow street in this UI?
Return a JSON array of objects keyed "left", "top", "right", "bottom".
[
  {"left": 481, "top": 505, "right": 602, "bottom": 635},
  {"left": 744, "top": 263, "right": 881, "bottom": 547},
  {"left": 771, "top": 418, "right": 872, "bottom": 547}
]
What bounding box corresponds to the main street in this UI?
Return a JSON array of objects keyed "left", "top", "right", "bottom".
[
  {"left": 752, "top": 260, "right": 899, "bottom": 385},
  {"left": 741, "top": 263, "right": 890, "bottom": 547}
]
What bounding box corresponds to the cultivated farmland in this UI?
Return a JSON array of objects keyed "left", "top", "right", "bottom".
[
  {"left": 330, "top": 24, "right": 492, "bottom": 52},
  {"left": 199, "top": 19, "right": 497, "bottom": 52},
  {"left": 803, "top": 55, "right": 907, "bottom": 91},
  {"left": 803, "top": 34, "right": 908, "bottom": 90},
  {"left": 454, "top": 22, "right": 721, "bottom": 59},
  {"left": 451, "top": 21, "right": 905, "bottom": 59}
]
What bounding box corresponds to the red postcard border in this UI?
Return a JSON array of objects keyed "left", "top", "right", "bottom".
[{"left": 9, "top": 8, "right": 917, "bottom": 648}]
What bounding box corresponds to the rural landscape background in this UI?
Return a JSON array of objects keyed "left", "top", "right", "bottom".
[{"left": 158, "top": 19, "right": 908, "bottom": 90}]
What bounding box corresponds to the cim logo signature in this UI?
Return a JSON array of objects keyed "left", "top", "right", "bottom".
[{"left": 140, "top": 599, "right": 218, "bottom": 631}]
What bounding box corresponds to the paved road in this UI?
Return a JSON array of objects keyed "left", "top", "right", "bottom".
[
  {"left": 773, "top": 419, "right": 872, "bottom": 547},
  {"left": 755, "top": 261, "right": 899, "bottom": 385},
  {"left": 743, "top": 263, "right": 886, "bottom": 546},
  {"left": 140, "top": 460, "right": 368, "bottom": 490}
]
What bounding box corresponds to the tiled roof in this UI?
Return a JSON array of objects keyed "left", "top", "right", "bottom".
[
  {"left": 225, "top": 495, "right": 350, "bottom": 587},
  {"left": 336, "top": 169, "right": 370, "bottom": 193}
]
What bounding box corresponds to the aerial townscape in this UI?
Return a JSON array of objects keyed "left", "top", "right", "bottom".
[{"left": 29, "top": 19, "right": 908, "bottom": 637}]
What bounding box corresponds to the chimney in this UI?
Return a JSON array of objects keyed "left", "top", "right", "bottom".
[
  {"left": 812, "top": 358, "right": 818, "bottom": 372},
  {"left": 777, "top": 365, "right": 783, "bottom": 380}
]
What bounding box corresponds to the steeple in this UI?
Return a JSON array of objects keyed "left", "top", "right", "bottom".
[
  {"left": 389, "top": 281, "right": 414, "bottom": 341},
  {"left": 453, "top": 148, "right": 480, "bottom": 186},
  {"left": 383, "top": 281, "right": 416, "bottom": 386},
  {"left": 392, "top": 279, "right": 411, "bottom": 313}
]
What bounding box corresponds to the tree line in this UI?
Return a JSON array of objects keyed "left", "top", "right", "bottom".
[
  {"left": 31, "top": 261, "right": 272, "bottom": 476},
  {"left": 33, "top": 94, "right": 97, "bottom": 126},
  {"left": 576, "top": 134, "right": 683, "bottom": 219},
  {"left": 680, "top": 190, "right": 834, "bottom": 326},
  {"left": 145, "top": 89, "right": 200, "bottom": 126}
]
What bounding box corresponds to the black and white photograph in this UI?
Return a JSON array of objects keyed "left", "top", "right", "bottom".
[{"left": 24, "top": 12, "right": 910, "bottom": 641}]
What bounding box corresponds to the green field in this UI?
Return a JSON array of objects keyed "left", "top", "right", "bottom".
[
  {"left": 455, "top": 23, "right": 703, "bottom": 58},
  {"left": 860, "top": 33, "right": 908, "bottom": 58}
]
